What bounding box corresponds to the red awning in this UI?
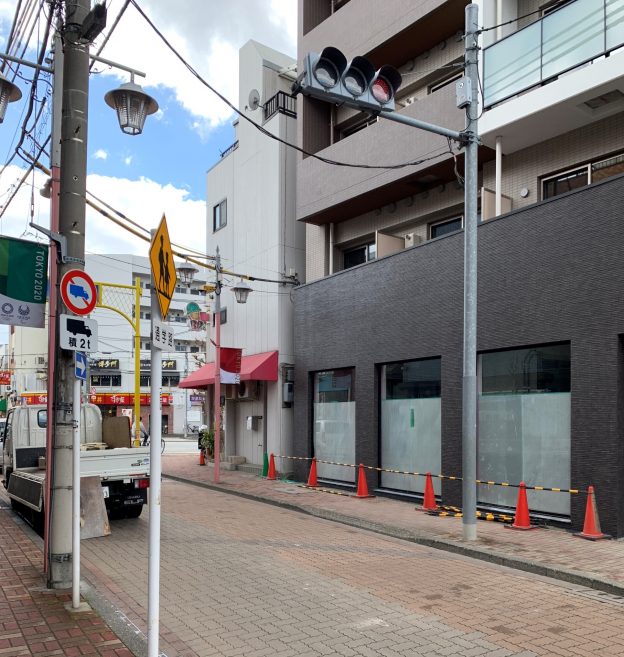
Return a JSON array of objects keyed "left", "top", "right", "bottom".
[{"left": 178, "top": 350, "right": 278, "bottom": 389}]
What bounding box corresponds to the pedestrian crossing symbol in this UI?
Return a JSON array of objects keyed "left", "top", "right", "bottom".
[{"left": 149, "top": 214, "right": 177, "bottom": 320}]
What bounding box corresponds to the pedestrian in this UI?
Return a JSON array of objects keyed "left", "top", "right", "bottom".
[{"left": 132, "top": 416, "right": 149, "bottom": 445}]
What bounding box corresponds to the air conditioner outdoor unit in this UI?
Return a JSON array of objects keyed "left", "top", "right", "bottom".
[
  {"left": 238, "top": 380, "right": 259, "bottom": 401},
  {"left": 404, "top": 232, "right": 421, "bottom": 248}
]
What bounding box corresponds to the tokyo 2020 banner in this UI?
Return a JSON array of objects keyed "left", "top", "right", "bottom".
[{"left": 0, "top": 236, "right": 48, "bottom": 328}]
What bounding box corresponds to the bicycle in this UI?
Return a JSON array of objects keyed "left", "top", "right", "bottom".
[{"left": 141, "top": 434, "right": 166, "bottom": 454}]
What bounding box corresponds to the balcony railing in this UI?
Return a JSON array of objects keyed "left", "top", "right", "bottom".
[
  {"left": 263, "top": 91, "right": 297, "bottom": 121},
  {"left": 483, "top": 0, "right": 624, "bottom": 108}
]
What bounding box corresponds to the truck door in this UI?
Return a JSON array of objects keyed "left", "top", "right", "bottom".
[{"left": 3, "top": 409, "right": 14, "bottom": 481}]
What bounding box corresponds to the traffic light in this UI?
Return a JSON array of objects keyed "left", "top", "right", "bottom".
[{"left": 292, "top": 47, "right": 402, "bottom": 113}]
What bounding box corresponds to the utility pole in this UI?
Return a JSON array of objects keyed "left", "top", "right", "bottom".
[
  {"left": 49, "top": 0, "right": 90, "bottom": 589},
  {"left": 461, "top": 2, "right": 479, "bottom": 542},
  {"left": 213, "top": 247, "right": 222, "bottom": 483}
]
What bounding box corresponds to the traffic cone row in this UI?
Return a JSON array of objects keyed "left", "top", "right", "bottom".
[{"left": 265, "top": 455, "right": 609, "bottom": 540}]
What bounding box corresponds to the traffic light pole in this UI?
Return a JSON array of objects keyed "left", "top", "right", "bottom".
[{"left": 373, "top": 5, "right": 480, "bottom": 540}]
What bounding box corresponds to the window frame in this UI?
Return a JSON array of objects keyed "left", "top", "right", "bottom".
[
  {"left": 428, "top": 215, "right": 463, "bottom": 239},
  {"left": 342, "top": 241, "right": 376, "bottom": 270},
  {"left": 213, "top": 199, "right": 227, "bottom": 232}
]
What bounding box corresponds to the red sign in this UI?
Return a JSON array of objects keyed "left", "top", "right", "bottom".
[
  {"left": 0, "top": 371, "right": 10, "bottom": 385},
  {"left": 60, "top": 269, "right": 97, "bottom": 315},
  {"left": 20, "top": 392, "right": 173, "bottom": 406}
]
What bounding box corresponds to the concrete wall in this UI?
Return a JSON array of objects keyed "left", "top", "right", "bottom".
[{"left": 294, "top": 173, "right": 624, "bottom": 537}]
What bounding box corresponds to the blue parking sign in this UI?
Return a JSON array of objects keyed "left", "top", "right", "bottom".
[{"left": 75, "top": 351, "right": 87, "bottom": 381}]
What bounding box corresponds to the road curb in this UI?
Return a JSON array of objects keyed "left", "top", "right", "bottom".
[{"left": 163, "top": 472, "right": 624, "bottom": 598}]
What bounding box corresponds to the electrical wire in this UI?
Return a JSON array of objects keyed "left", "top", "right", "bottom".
[
  {"left": 479, "top": 5, "right": 546, "bottom": 34},
  {"left": 128, "top": 0, "right": 462, "bottom": 168}
]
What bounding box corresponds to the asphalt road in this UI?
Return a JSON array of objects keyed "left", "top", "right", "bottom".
[{"left": 80, "top": 478, "right": 624, "bottom": 657}]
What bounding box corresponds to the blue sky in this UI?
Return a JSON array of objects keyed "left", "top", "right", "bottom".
[{"left": 0, "top": 0, "right": 297, "bottom": 344}]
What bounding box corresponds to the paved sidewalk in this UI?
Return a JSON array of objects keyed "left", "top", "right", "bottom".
[
  {"left": 163, "top": 454, "right": 624, "bottom": 596},
  {"left": 0, "top": 497, "right": 133, "bottom": 657}
]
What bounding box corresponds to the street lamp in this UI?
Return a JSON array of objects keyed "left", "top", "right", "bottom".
[
  {"left": 231, "top": 279, "right": 252, "bottom": 304},
  {"left": 104, "top": 77, "right": 159, "bottom": 136},
  {"left": 0, "top": 72, "right": 22, "bottom": 123}
]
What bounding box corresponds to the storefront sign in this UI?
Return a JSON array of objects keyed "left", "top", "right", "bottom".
[
  {"left": 0, "top": 370, "right": 10, "bottom": 385},
  {"left": 90, "top": 358, "right": 120, "bottom": 369},
  {"left": 0, "top": 236, "right": 48, "bottom": 328},
  {"left": 190, "top": 394, "right": 204, "bottom": 405},
  {"left": 140, "top": 359, "right": 177, "bottom": 370},
  {"left": 20, "top": 391, "right": 174, "bottom": 406}
]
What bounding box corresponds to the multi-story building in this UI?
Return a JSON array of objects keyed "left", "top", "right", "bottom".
[
  {"left": 181, "top": 40, "right": 303, "bottom": 471},
  {"left": 7, "top": 254, "right": 210, "bottom": 434},
  {"left": 293, "top": 0, "right": 624, "bottom": 536}
]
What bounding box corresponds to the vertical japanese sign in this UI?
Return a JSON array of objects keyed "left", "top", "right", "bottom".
[
  {"left": 0, "top": 236, "right": 48, "bottom": 328},
  {"left": 220, "top": 347, "right": 242, "bottom": 384}
]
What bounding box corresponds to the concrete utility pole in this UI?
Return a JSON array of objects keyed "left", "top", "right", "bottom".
[
  {"left": 49, "top": 0, "right": 90, "bottom": 589},
  {"left": 461, "top": 2, "right": 479, "bottom": 542}
]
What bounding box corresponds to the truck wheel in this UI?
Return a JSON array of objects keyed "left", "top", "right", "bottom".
[{"left": 124, "top": 505, "right": 143, "bottom": 519}]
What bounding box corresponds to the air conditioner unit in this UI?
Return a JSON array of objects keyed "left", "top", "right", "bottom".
[
  {"left": 224, "top": 384, "right": 237, "bottom": 400},
  {"left": 238, "top": 380, "right": 259, "bottom": 401},
  {"left": 404, "top": 232, "right": 422, "bottom": 248}
]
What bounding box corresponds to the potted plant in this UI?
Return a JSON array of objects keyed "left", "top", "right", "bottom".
[{"left": 199, "top": 426, "right": 215, "bottom": 459}]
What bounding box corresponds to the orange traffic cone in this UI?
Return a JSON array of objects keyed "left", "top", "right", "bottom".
[
  {"left": 505, "top": 482, "right": 538, "bottom": 530},
  {"left": 355, "top": 464, "right": 373, "bottom": 498},
  {"left": 267, "top": 453, "right": 277, "bottom": 481},
  {"left": 198, "top": 449, "right": 206, "bottom": 466},
  {"left": 575, "top": 486, "right": 610, "bottom": 540},
  {"left": 307, "top": 458, "right": 318, "bottom": 487},
  {"left": 421, "top": 472, "right": 437, "bottom": 511}
]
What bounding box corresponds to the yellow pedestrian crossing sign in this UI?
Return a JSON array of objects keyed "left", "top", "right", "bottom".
[{"left": 149, "top": 215, "right": 177, "bottom": 320}]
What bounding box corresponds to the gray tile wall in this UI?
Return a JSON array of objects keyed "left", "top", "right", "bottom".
[{"left": 294, "top": 173, "right": 624, "bottom": 537}]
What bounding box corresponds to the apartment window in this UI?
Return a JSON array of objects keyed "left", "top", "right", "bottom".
[
  {"left": 541, "top": 0, "right": 573, "bottom": 16},
  {"left": 339, "top": 115, "right": 378, "bottom": 140},
  {"left": 163, "top": 374, "right": 180, "bottom": 387},
  {"left": 428, "top": 69, "right": 463, "bottom": 95},
  {"left": 429, "top": 216, "right": 462, "bottom": 239},
  {"left": 343, "top": 242, "right": 376, "bottom": 270},
  {"left": 140, "top": 374, "right": 151, "bottom": 386},
  {"left": 213, "top": 199, "right": 227, "bottom": 232},
  {"left": 542, "top": 152, "right": 624, "bottom": 199},
  {"left": 90, "top": 374, "right": 122, "bottom": 387}
]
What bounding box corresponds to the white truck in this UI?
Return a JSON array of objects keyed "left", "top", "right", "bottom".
[{"left": 1, "top": 403, "right": 150, "bottom": 531}]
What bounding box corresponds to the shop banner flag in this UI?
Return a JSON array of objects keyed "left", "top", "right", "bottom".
[
  {"left": 0, "top": 236, "right": 48, "bottom": 328},
  {"left": 220, "top": 347, "right": 242, "bottom": 384}
]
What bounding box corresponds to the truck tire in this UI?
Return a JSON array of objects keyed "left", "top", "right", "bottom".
[{"left": 123, "top": 505, "right": 143, "bottom": 519}]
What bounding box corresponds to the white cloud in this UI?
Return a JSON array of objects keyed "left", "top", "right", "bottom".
[
  {"left": 93, "top": 149, "right": 108, "bottom": 160},
  {"left": 92, "top": 0, "right": 297, "bottom": 133},
  {"left": 124, "top": 155, "right": 133, "bottom": 166},
  {"left": 0, "top": 164, "right": 206, "bottom": 258}
]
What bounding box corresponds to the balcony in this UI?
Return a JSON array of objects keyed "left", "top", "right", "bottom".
[
  {"left": 484, "top": 0, "right": 624, "bottom": 108},
  {"left": 480, "top": 0, "right": 624, "bottom": 153},
  {"left": 263, "top": 91, "right": 297, "bottom": 121}
]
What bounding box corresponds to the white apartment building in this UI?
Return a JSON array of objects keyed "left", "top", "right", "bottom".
[{"left": 182, "top": 40, "right": 304, "bottom": 471}]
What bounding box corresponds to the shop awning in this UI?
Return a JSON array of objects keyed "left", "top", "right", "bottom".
[{"left": 178, "top": 350, "right": 278, "bottom": 389}]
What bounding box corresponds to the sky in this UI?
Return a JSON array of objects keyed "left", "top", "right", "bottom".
[{"left": 0, "top": 0, "right": 297, "bottom": 343}]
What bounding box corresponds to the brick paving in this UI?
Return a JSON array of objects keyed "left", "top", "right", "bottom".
[
  {"left": 75, "top": 456, "right": 624, "bottom": 656},
  {"left": 162, "top": 454, "right": 624, "bottom": 591},
  {"left": 4, "top": 454, "right": 624, "bottom": 657},
  {"left": 0, "top": 497, "right": 132, "bottom": 657}
]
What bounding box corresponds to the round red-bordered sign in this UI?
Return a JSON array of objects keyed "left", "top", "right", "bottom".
[{"left": 60, "top": 269, "right": 97, "bottom": 315}]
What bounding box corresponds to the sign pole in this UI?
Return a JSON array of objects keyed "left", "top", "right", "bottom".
[{"left": 71, "top": 376, "right": 81, "bottom": 609}]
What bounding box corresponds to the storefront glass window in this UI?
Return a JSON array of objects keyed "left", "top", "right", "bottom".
[
  {"left": 478, "top": 343, "right": 571, "bottom": 515},
  {"left": 381, "top": 359, "right": 441, "bottom": 495},
  {"left": 313, "top": 369, "right": 355, "bottom": 483}
]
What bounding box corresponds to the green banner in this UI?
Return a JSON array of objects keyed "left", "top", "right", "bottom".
[{"left": 0, "top": 236, "right": 48, "bottom": 328}]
